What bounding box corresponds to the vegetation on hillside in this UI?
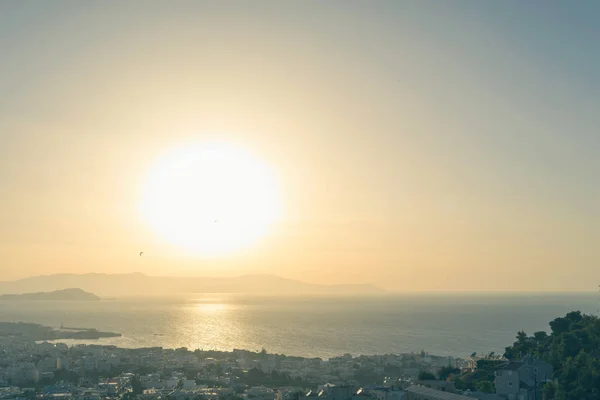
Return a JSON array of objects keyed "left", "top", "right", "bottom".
[
  {"left": 436, "top": 311, "right": 600, "bottom": 398},
  {"left": 417, "top": 371, "right": 437, "bottom": 381},
  {"left": 445, "top": 359, "right": 504, "bottom": 393},
  {"left": 503, "top": 311, "right": 600, "bottom": 399}
]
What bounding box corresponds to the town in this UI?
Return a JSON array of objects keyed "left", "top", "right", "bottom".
[{"left": 0, "top": 324, "right": 554, "bottom": 400}]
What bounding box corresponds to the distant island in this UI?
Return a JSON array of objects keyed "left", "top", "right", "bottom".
[
  {"left": 0, "top": 288, "right": 102, "bottom": 301},
  {"left": 0, "top": 273, "right": 383, "bottom": 297},
  {"left": 0, "top": 321, "right": 121, "bottom": 341}
]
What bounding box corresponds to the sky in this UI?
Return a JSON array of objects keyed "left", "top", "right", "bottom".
[{"left": 0, "top": 1, "right": 598, "bottom": 291}]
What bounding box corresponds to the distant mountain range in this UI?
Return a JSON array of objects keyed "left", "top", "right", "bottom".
[
  {"left": 0, "top": 288, "right": 101, "bottom": 301},
  {"left": 0, "top": 273, "right": 383, "bottom": 297}
]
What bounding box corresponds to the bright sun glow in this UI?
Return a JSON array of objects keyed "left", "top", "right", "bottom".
[{"left": 140, "top": 142, "right": 282, "bottom": 256}]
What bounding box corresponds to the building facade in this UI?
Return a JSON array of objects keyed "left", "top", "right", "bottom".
[{"left": 494, "top": 356, "right": 553, "bottom": 400}]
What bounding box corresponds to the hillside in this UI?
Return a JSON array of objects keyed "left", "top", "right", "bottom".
[
  {"left": 0, "top": 288, "right": 101, "bottom": 301},
  {"left": 0, "top": 273, "right": 383, "bottom": 297},
  {"left": 503, "top": 311, "right": 600, "bottom": 398}
]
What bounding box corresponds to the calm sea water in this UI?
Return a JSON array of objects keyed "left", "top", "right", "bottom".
[{"left": 0, "top": 294, "right": 597, "bottom": 359}]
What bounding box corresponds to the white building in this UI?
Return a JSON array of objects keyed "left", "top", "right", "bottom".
[
  {"left": 181, "top": 380, "right": 197, "bottom": 389},
  {"left": 37, "top": 358, "right": 58, "bottom": 373},
  {"left": 369, "top": 388, "right": 405, "bottom": 400},
  {"left": 8, "top": 363, "right": 39, "bottom": 385},
  {"left": 245, "top": 386, "right": 276, "bottom": 400},
  {"left": 57, "top": 358, "right": 70, "bottom": 371}
]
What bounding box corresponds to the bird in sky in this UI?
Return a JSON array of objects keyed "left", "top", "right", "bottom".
[{"left": 139, "top": 252, "right": 144, "bottom": 256}]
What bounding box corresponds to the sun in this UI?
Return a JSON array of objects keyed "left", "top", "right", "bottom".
[{"left": 139, "top": 142, "right": 282, "bottom": 256}]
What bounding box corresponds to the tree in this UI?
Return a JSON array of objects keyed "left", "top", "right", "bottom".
[
  {"left": 438, "top": 366, "right": 460, "bottom": 381},
  {"left": 503, "top": 311, "right": 600, "bottom": 399},
  {"left": 418, "top": 371, "right": 436, "bottom": 380},
  {"left": 542, "top": 382, "right": 557, "bottom": 400},
  {"left": 453, "top": 377, "right": 468, "bottom": 391},
  {"left": 449, "top": 359, "right": 503, "bottom": 392},
  {"left": 131, "top": 376, "right": 143, "bottom": 395},
  {"left": 245, "top": 368, "right": 267, "bottom": 386},
  {"left": 475, "top": 381, "right": 494, "bottom": 393},
  {"left": 23, "top": 390, "right": 36, "bottom": 400}
]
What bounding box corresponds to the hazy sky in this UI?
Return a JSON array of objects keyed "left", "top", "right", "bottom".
[{"left": 1, "top": 1, "right": 598, "bottom": 291}]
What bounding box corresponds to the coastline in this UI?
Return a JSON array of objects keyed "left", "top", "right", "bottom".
[{"left": 0, "top": 321, "right": 121, "bottom": 341}]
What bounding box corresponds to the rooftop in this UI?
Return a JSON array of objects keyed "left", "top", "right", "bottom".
[
  {"left": 463, "top": 391, "right": 505, "bottom": 400},
  {"left": 497, "top": 362, "right": 523, "bottom": 371},
  {"left": 406, "top": 386, "right": 472, "bottom": 400}
]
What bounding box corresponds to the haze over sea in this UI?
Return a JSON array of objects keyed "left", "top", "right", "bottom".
[{"left": 0, "top": 294, "right": 597, "bottom": 359}]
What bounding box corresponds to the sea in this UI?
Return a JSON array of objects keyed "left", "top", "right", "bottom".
[{"left": 0, "top": 293, "right": 597, "bottom": 359}]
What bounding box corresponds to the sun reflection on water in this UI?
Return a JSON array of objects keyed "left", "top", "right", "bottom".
[
  {"left": 179, "top": 299, "right": 252, "bottom": 352},
  {"left": 195, "top": 303, "right": 229, "bottom": 313}
]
